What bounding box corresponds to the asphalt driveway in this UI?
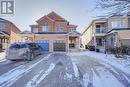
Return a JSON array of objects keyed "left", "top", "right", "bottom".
[{"left": 0, "top": 52, "right": 130, "bottom": 87}]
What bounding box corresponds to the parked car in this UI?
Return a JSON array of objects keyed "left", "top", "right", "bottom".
[
  {"left": 126, "top": 47, "right": 130, "bottom": 55},
  {"left": 88, "top": 46, "right": 95, "bottom": 51},
  {"left": 6, "top": 43, "right": 43, "bottom": 61}
]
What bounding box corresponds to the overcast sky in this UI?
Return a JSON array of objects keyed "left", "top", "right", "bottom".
[{"left": 2, "top": 0, "right": 104, "bottom": 33}]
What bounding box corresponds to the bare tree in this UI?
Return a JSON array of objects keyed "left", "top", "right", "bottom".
[{"left": 95, "top": 0, "right": 130, "bottom": 16}]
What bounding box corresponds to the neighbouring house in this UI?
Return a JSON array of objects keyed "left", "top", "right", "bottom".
[
  {"left": 82, "top": 14, "right": 130, "bottom": 52},
  {"left": 20, "top": 30, "right": 34, "bottom": 43},
  {"left": 30, "top": 12, "right": 80, "bottom": 52},
  {"left": 0, "top": 18, "right": 21, "bottom": 50}
]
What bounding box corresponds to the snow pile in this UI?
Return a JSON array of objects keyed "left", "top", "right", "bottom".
[{"left": 70, "top": 51, "right": 130, "bottom": 74}]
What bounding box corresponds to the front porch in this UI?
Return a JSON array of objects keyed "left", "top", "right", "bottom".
[
  {"left": 68, "top": 31, "right": 81, "bottom": 51},
  {"left": 69, "top": 36, "right": 80, "bottom": 48},
  {"left": 0, "top": 31, "right": 10, "bottom": 51},
  {"left": 93, "top": 36, "right": 106, "bottom": 52}
]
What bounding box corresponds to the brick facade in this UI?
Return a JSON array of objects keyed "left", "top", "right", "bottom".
[
  {"left": 82, "top": 15, "right": 130, "bottom": 52},
  {"left": 30, "top": 12, "right": 80, "bottom": 52},
  {"left": 0, "top": 18, "right": 21, "bottom": 50}
]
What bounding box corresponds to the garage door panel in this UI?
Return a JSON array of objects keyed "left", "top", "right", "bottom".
[
  {"left": 53, "top": 43, "right": 66, "bottom": 51},
  {"left": 37, "top": 40, "right": 49, "bottom": 52},
  {"left": 38, "top": 43, "right": 49, "bottom": 51}
]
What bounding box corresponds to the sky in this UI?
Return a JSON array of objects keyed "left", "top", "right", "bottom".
[{"left": 1, "top": 0, "right": 103, "bottom": 33}]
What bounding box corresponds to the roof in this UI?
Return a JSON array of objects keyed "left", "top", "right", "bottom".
[
  {"left": 82, "top": 18, "right": 107, "bottom": 35},
  {"left": 68, "top": 31, "right": 81, "bottom": 36},
  {"left": 47, "top": 11, "right": 66, "bottom": 21},
  {"left": 107, "top": 28, "right": 130, "bottom": 34},
  {"left": 0, "top": 18, "right": 6, "bottom": 21},
  {"left": 109, "top": 14, "right": 123, "bottom": 18},
  {"left": 29, "top": 24, "right": 38, "bottom": 27},
  {"left": 0, "top": 18, "right": 10, "bottom": 22},
  {"left": 34, "top": 32, "right": 68, "bottom": 34},
  {"left": 68, "top": 24, "right": 78, "bottom": 28},
  {"left": 36, "top": 11, "right": 68, "bottom": 23},
  {"left": 0, "top": 31, "right": 10, "bottom": 36},
  {"left": 0, "top": 18, "right": 21, "bottom": 33},
  {"left": 20, "top": 30, "right": 32, "bottom": 34}
]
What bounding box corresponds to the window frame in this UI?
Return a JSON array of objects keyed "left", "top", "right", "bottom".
[
  {"left": 56, "top": 26, "right": 64, "bottom": 32},
  {"left": 32, "top": 28, "right": 38, "bottom": 33},
  {"left": 95, "top": 25, "right": 101, "bottom": 33},
  {"left": 69, "top": 28, "right": 76, "bottom": 32},
  {"left": 111, "top": 21, "right": 125, "bottom": 28},
  {"left": 42, "top": 24, "right": 49, "bottom": 32},
  {"left": 0, "top": 23, "right": 6, "bottom": 29}
]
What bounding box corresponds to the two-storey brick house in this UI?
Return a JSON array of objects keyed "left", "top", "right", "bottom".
[
  {"left": 82, "top": 14, "right": 130, "bottom": 52},
  {"left": 30, "top": 12, "right": 80, "bottom": 52},
  {"left": 0, "top": 18, "right": 21, "bottom": 50}
]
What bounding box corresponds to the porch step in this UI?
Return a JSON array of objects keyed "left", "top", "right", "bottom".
[{"left": 69, "top": 49, "right": 80, "bottom": 52}]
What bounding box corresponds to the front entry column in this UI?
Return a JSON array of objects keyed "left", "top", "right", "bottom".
[
  {"left": 67, "top": 35, "right": 69, "bottom": 52},
  {"left": 78, "top": 36, "right": 80, "bottom": 49},
  {"left": 76, "top": 36, "right": 80, "bottom": 49}
]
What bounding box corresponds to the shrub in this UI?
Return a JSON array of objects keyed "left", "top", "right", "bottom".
[{"left": 108, "top": 46, "right": 127, "bottom": 58}]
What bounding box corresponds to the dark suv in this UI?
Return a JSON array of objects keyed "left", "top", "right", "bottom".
[
  {"left": 6, "top": 43, "right": 43, "bottom": 61},
  {"left": 88, "top": 46, "right": 95, "bottom": 51}
]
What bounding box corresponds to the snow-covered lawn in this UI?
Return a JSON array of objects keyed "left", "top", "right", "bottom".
[
  {"left": 70, "top": 51, "right": 130, "bottom": 87},
  {"left": 0, "top": 51, "right": 6, "bottom": 62},
  {"left": 70, "top": 51, "right": 130, "bottom": 74}
]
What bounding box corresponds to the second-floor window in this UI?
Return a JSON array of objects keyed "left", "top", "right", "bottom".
[
  {"left": 95, "top": 25, "right": 101, "bottom": 33},
  {"left": 42, "top": 24, "right": 49, "bottom": 32},
  {"left": 56, "top": 26, "right": 64, "bottom": 32},
  {"left": 69, "top": 28, "right": 76, "bottom": 32},
  {"left": 32, "top": 28, "right": 38, "bottom": 33},
  {"left": 111, "top": 21, "right": 125, "bottom": 28},
  {"left": 0, "top": 23, "right": 6, "bottom": 29}
]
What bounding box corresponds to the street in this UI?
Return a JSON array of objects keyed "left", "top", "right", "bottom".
[{"left": 0, "top": 52, "right": 130, "bottom": 87}]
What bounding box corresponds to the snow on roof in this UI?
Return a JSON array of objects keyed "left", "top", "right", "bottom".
[{"left": 0, "top": 18, "right": 6, "bottom": 21}]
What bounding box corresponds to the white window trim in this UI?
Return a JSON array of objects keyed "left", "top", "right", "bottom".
[
  {"left": 0, "top": 23, "right": 6, "bottom": 29},
  {"left": 32, "top": 28, "right": 38, "bottom": 33},
  {"left": 42, "top": 24, "right": 49, "bottom": 32},
  {"left": 111, "top": 21, "right": 125, "bottom": 28},
  {"left": 56, "top": 26, "right": 64, "bottom": 32}
]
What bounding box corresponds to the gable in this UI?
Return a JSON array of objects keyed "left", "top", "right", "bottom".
[
  {"left": 36, "top": 16, "right": 54, "bottom": 24},
  {"left": 47, "top": 12, "right": 65, "bottom": 21},
  {"left": 68, "top": 31, "right": 81, "bottom": 36}
]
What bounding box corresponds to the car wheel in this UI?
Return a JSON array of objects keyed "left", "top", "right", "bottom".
[{"left": 27, "top": 53, "right": 34, "bottom": 61}]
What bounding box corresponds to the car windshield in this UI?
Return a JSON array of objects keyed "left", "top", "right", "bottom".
[
  {"left": 9, "top": 44, "right": 27, "bottom": 49},
  {"left": 9, "top": 44, "right": 20, "bottom": 49},
  {"left": 27, "top": 43, "right": 37, "bottom": 48},
  {"left": 20, "top": 44, "right": 27, "bottom": 48}
]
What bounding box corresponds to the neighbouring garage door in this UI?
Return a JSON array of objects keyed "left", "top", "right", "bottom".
[
  {"left": 37, "top": 40, "right": 49, "bottom": 52},
  {"left": 53, "top": 40, "right": 66, "bottom": 51},
  {"left": 121, "top": 39, "right": 130, "bottom": 46}
]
